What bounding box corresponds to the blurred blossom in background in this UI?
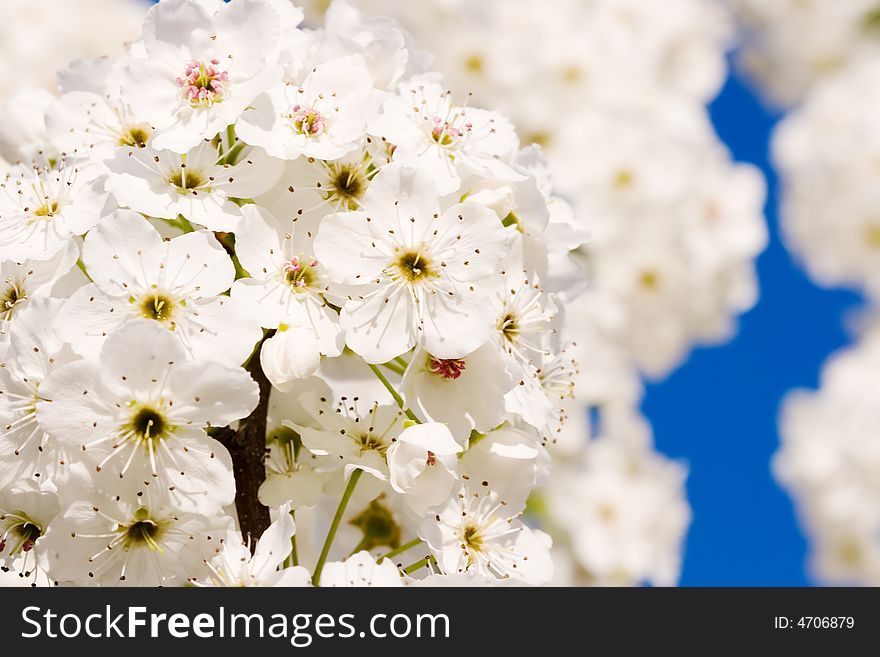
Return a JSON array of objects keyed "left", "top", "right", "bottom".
[
  {"left": 0, "top": 0, "right": 149, "bottom": 167},
  {"left": 734, "top": 0, "right": 880, "bottom": 585},
  {"left": 1, "top": 0, "right": 875, "bottom": 586}
]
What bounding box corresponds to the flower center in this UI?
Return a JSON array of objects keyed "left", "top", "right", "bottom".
[
  {"left": 431, "top": 117, "right": 468, "bottom": 147},
  {"left": 462, "top": 524, "right": 483, "bottom": 552},
  {"left": 1, "top": 282, "right": 25, "bottom": 314},
  {"left": 392, "top": 249, "right": 436, "bottom": 283},
  {"left": 291, "top": 105, "right": 326, "bottom": 137},
  {"left": 865, "top": 224, "right": 880, "bottom": 249},
  {"left": 427, "top": 356, "right": 467, "bottom": 380},
  {"left": 463, "top": 53, "right": 484, "bottom": 73},
  {"left": 325, "top": 164, "right": 366, "bottom": 209},
  {"left": 168, "top": 169, "right": 205, "bottom": 192},
  {"left": 119, "top": 126, "right": 151, "bottom": 148},
  {"left": 613, "top": 169, "right": 635, "bottom": 189},
  {"left": 139, "top": 293, "right": 175, "bottom": 322},
  {"left": 177, "top": 59, "right": 230, "bottom": 109},
  {"left": 33, "top": 201, "right": 59, "bottom": 217},
  {"left": 121, "top": 508, "right": 165, "bottom": 551},
  {"left": 129, "top": 406, "right": 168, "bottom": 442},
  {"left": 1, "top": 512, "right": 43, "bottom": 556},
  {"left": 499, "top": 312, "right": 519, "bottom": 343},
  {"left": 355, "top": 433, "right": 386, "bottom": 453},
  {"left": 638, "top": 270, "right": 661, "bottom": 291},
  {"left": 284, "top": 257, "right": 318, "bottom": 291}
]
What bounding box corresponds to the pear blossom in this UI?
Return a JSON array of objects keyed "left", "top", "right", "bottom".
[
  {"left": 0, "top": 482, "right": 59, "bottom": 580},
  {"left": 0, "top": 158, "right": 109, "bottom": 261},
  {"left": 55, "top": 210, "right": 261, "bottom": 367},
  {"left": 121, "top": 0, "right": 285, "bottom": 153},
  {"left": 105, "top": 141, "right": 283, "bottom": 231},
  {"left": 419, "top": 481, "right": 554, "bottom": 585},
  {"left": 369, "top": 79, "right": 521, "bottom": 195},
  {"left": 36, "top": 320, "right": 259, "bottom": 513},
  {"left": 237, "top": 54, "right": 385, "bottom": 161},
  {"left": 0, "top": 299, "right": 78, "bottom": 489},
  {"left": 287, "top": 400, "right": 405, "bottom": 480},
  {"left": 46, "top": 59, "right": 154, "bottom": 162},
  {"left": 1, "top": 243, "right": 77, "bottom": 335},
  {"left": 314, "top": 163, "right": 511, "bottom": 363},
  {"left": 401, "top": 344, "right": 515, "bottom": 441},
  {"left": 260, "top": 326, "right": 321, "bottom": 391},
  {"left": 39, "top": 466, "right": 231, "bottom": 586},
  {"left": 386, "top": 422, "right": 462, "bottom": 514},
  {"left": 231, "top": 204, "right": 343, "bottom": 357},
  {"left": 194, "top": 504, "right": 312, "bottom": 586}
]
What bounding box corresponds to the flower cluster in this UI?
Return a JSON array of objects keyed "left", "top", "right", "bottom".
[
  {"left": 731, "top": 0, "right": 880, "bottom": 107},
  {"left": 305, "top": 0, "right": 763, "bottom": 584},
  {"left": 776, "top": 329, "right": 880, "bottom": 584},
  {"left": 0, "top": 0, "right": 587, "bottom": 586},
  {"left": 745, "top": 1, "right": 880, "bottom": 586}
]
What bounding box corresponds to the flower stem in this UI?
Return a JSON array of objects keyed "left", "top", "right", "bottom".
[
  {"left": 312, "top": 469, "right": 363, "bottom": 586},
  {"left": 348, "top": 536, "right": 371, "bottom": 557},
  {"left": 368, "top": 363, "right": 420, "bottom": 423},
  {"left": 377, "top": 537, "right": 423, "bottom": 563},
  {"left": 402, "top": 555, "right": 436, "bottom": 575},
  {"left": 288, "top": 509, "right": 299, "bottom": 567},
  {"left": 380, "top": 360, "right": 406, "bottom": 376}
]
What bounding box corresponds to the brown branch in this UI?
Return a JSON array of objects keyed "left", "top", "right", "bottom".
[{"left": 216, "top": 333, "right": 275, "bottom": 550}]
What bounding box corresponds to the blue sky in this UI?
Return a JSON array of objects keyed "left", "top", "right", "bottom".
[{"left": 642, "top": 69, "right": 865, "bottom": 586}]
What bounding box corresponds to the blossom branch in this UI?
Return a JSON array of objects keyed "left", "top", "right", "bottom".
[{"left": 216, "top": 333, "right": 275, "bottom": 548}]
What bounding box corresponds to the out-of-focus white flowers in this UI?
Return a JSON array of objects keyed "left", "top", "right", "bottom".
[
  {"left": 0, "top": 0, "right": 598, "bottom": 588},
  {"left": 546, "top": 428, "right": 691, "bottom": 587},
  {"left": 0, "top": 0, "right": 149, "bottom": 103},
  {"left": 774, "top": 61, "right": 880, "bottom": 302},
  {"left": 731, "top": 0, "right": 880, "bottom": 107},
  {"left": 776, "top": 328, "right": 880, "bottom": 585},
  {"left": 743, "top": 0, "right": 880, "bottom": 586}
]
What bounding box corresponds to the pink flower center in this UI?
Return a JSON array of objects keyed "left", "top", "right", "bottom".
[
  {"left": 177, "top": 59, "right": 230, "bottom": 109},
  {"left": 431, "top": 116, "right": 470, "bottom": 146},
  {"left": 291, "top": 105, "right": 326, "bottom": 137},
  {"left": 284, "top": 256, "right": 319, "bottom": 291},
  {"left": 426, "top": 451, "right": 437, "bottom": 466},
  {"left": 428, "top": 357, "right": 467, "bottom": 380}
]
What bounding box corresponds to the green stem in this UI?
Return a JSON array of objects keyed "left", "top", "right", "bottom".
[
  {"left": 312, "top": 469, "right": 363, "bottom": 586},
  {"left": 288, "top": 509, "right": 299, "bottom": 567},
  {"left": 349, "top": 536, "right": 371, "bottom": 557},
  {"left": 378, "top": 538, "right": 423, "bottom": 564},
  {"left": 393, "top": 355, "right": 409, "bottom": 369},
  {"left": 380, "top": 361, "right": 406, "bottom": 376},
  {"left": 368, "top": 363, "right": 419, "bottom": 423},
  {"left": 221, "top": 140, "right": 246, "bottom": 166},
  {"left": 402, "top": 555, "right": 436, "bottom": 575}
]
